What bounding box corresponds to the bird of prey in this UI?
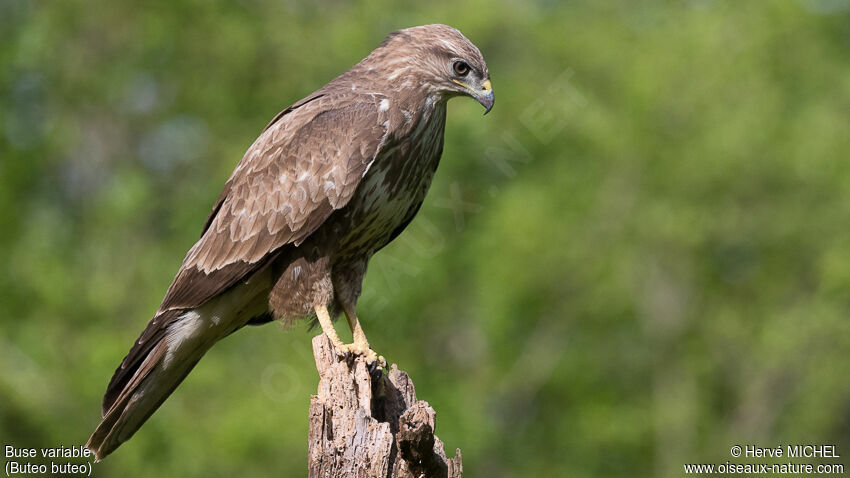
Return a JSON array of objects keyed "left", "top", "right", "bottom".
[{"left": 86, "top": 24, "right": 493, "bottom": 460}]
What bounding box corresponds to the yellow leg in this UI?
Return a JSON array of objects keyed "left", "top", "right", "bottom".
[
  {"left": 342, "top": 305, "right": 386, "bottom": 369},
  {"left": 315, "top": 304, "right": 346, "bottom": 351},
  {"left": 315, "top": 304, "right": 385, "bottom": 369},
  {"left": 344, "top": 305, "right": 370, "bottom": 350}
]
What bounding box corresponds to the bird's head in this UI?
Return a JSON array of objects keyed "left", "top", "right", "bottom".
[{"left": 376, "top": 24, "right": 494, "bottom": 114}]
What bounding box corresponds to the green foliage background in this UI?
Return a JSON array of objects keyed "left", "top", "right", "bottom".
[{"left": 2, "top": 1, "right": 849, "bottom": 476}]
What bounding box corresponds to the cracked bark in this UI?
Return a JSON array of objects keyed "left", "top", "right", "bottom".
[{"left": 307, "top": 334, "right": 462, "bottom": 478}]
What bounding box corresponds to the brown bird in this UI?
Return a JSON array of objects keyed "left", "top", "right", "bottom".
[{"left": 86, "top": 24, "right": 493, "bottom": 460}]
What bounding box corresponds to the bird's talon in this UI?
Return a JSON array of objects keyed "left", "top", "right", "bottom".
[
  {"left": 332, "top": 341, "right": 384, "bottom": 371},
  {"left": 331, "top": 342, "right": 353, "bottom": 362},
  {"left": 367, "top": 354, "right": 386, "bottom": 382}
]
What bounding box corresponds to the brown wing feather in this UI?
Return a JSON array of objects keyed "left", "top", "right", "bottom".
[
  {"left": 199, "top": 93, "right": 326, "bottom": 238},
  {"left": 103, "top": 94, "right": 388, "bottom": 414},
  {"left": 163, "top": 99, "right": 388, "bottom": 309}
]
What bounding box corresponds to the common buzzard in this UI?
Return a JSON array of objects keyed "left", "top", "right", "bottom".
[{"left": 87, "top": 24, "right": 493, "bottom": 460}]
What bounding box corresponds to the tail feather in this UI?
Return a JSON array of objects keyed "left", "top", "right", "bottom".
[
  {"left": 88, "top": 277, "right": 270, "bottom": 460},
  {"left": 101, "top": 309, "right": 183, "bottom": 415},
  {"left": 87, "top": 340, "right": 205, "bottom": 461},
  {"left": 87, "top": 310, "right": 211, "bottom": 461}
]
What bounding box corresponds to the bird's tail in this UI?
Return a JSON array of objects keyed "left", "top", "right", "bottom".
[{"left": 86, "top": 310, "right": 210, "bottom": 461}]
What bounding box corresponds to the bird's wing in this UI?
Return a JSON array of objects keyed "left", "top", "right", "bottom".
[
  {"left": 160, "top": 96, "right": 388, "bottom": 311},
  {"left": 103, "top": 94, "right": 388, "bottom": 414}
]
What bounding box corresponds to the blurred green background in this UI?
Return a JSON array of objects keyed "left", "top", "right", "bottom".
[{"left": 2, "top": 0, "right": 850, "bottom": 476}]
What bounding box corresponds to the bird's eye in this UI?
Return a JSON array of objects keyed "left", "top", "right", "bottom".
[{"left": 453, "top": 61, "right": 470, "bottom": 77}]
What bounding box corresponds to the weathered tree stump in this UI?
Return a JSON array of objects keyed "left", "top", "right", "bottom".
[{"left": 308, "top": 334, "right": 462, "bottom": 478}]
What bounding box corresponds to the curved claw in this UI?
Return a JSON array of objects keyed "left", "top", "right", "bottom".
[
  {"left": 368, "top": 359, "right": 379, "bottom": 376},
  {"left": 368, "top": 354, "right": 387, "bottom": 382},
  {"left": 332, "top": 341, "right": 385, "bottom": 371}
]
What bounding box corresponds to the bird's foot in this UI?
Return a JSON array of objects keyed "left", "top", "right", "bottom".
[{"left": 334, "top": 341, "right": 386, "bottom": 375}]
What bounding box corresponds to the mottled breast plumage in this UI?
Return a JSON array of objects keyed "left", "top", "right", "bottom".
[{"left": 322, "top": 97, "right": 448, "bottom": 263}]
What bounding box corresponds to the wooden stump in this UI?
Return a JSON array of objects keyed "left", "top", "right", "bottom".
[{"left": 308, "top": 334, "right": 462, "bottom": 478}]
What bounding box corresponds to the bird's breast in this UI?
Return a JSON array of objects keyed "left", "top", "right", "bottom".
[{"left": 326, "top": 104, "right": 447, "bottom": 258}]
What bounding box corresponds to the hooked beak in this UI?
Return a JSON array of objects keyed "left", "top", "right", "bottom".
[
  {"left": 453, "top": 78, "right": 495, "bottom": 115},
  {"left": 476, "top": 79, "right": 494, "bottom": 115}
]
